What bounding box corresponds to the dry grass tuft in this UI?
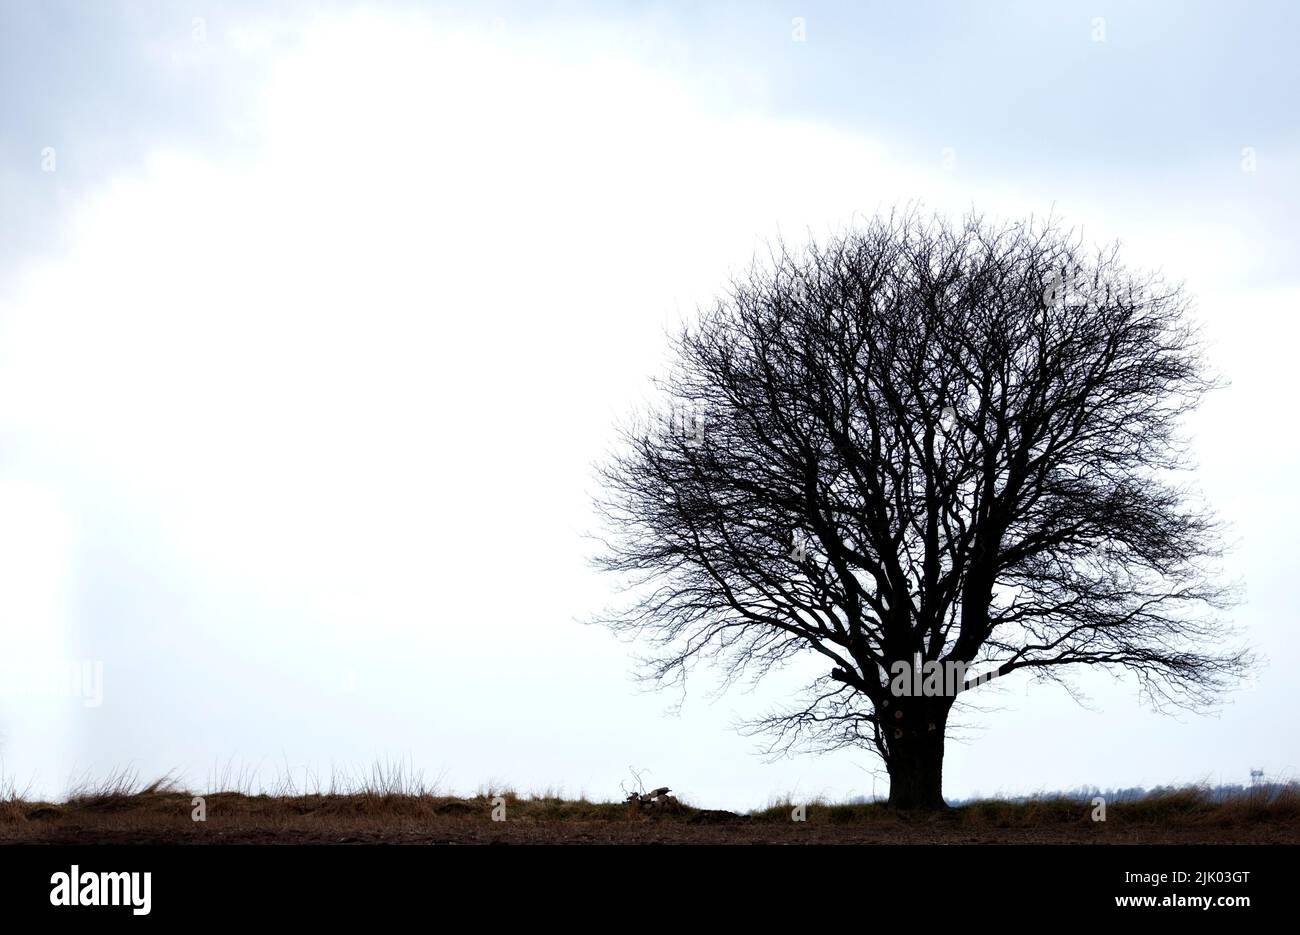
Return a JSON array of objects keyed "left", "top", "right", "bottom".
[{"left": 66, "top": 767, "right": 184, "bottom": 813}]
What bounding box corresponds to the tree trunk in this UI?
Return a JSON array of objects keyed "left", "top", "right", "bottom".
[{"left": 884, "top": 703, "right": 950, "bottom": 810}]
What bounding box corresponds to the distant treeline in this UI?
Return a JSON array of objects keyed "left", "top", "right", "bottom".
[
  {"left": 952, "top": 782, "right": 1300, "bottom": 805},
  {"left": 844, "top": 782, "right": 1299, "bottom": 805}
]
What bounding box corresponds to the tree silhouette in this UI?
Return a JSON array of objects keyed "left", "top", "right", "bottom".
[{"left": 592, "top": 211, "right": 1250, "bottom": 810}]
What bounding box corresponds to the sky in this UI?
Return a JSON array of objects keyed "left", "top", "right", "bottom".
[{"left": 0, "top": 0, "right": 1296, "bottom": 807}]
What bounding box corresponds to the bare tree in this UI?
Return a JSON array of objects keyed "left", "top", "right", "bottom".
[{"left": 592, "top": 211, "right": 1251, "bottom": 810}]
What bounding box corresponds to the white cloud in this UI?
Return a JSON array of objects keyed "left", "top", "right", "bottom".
[{"left": 0, "top": 7, "right": 1292, "bottom": 803}]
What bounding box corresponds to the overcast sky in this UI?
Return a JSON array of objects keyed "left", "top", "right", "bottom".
[{"left": 0, "top": 0, "right": 1296, "bottom": 807}]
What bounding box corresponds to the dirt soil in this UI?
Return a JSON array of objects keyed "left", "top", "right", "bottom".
[
  {"left": 9, "top": 822, "right": 1298, "bottom": 845},
  {"left": 4, "top": 791, "right": 1298, "bottom": 844}
]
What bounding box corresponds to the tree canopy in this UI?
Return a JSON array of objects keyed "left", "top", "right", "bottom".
[{"left": 592, "top": 211, "right": 1250, "bottom": 808}]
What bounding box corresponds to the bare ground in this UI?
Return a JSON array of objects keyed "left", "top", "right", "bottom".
[{"left": 4, "top": 788, "right": 1298, "bottom": 844}]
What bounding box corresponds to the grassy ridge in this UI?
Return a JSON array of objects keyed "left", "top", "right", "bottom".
[{"left": 4, "top": 769, "right": 1298, "bottom": 830}]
